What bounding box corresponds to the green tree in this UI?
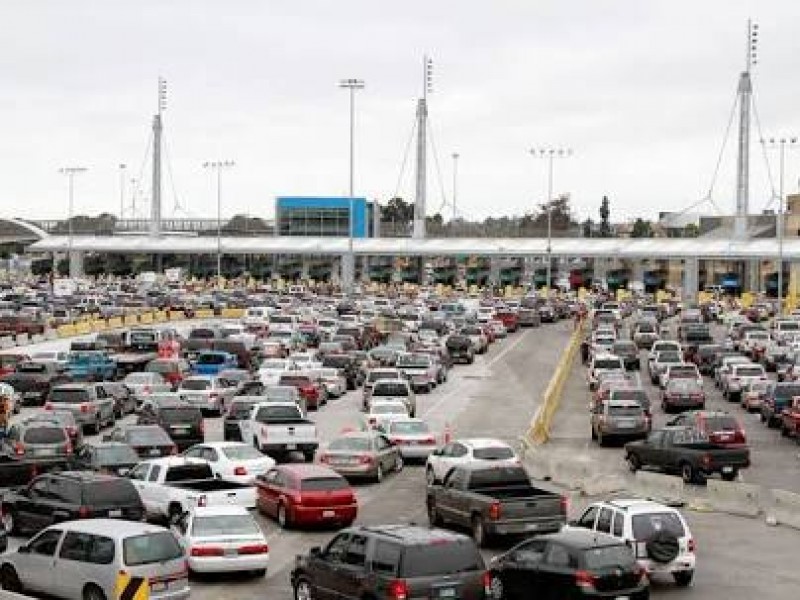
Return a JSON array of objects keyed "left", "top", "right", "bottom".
[
  {"left": 582, "top": 219, "right": 594, "bottom": 238},
  {"left": 631, "top": 218, "right": 653, "bottom": 238},
  {"left": 683, "top": 223, "right": 700, "bottom": 237}
]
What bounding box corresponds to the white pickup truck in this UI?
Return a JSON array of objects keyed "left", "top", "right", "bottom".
[
  {"left": 127, "top": 456, "right": 257, "bottom": 521},
  {"left": 240, "top": 401, "right": 319, "bottom": 461}
]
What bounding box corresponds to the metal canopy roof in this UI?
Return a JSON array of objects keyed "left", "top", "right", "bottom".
[{"left": 26, "top": 234, "right": 800, "bottom": 260}]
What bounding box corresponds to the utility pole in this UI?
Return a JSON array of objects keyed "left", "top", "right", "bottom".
[
  {"left": 413, "top": 56, "right": 433, "bottom": 239},
  {"left": 451, "top": 152, "right": 460, "bottom": 222},
  {"left": 203, "top": 160, "right": 235, "bottom": 287},
  {"left": 151, "top": 77, "right": 167, "bottom": 236},
  {"left": 338, "top": 78, "right": 365, "bottom": 293},
  {"left": 59, "top": 166, "right": 88, "bottom": 278},
  {"left": 118, "top": 164, "right": 127, "bottom": 219},
  {"left": 530, "top": 148, "right": 573, "bottom": 292},
  {"left": 734, "top": 20, "right": 759, "bottom": 239}
]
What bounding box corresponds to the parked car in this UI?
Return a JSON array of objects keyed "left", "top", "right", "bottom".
[
  {"left": 124, "top": 371, "right": 172, "bottom": 402},
  {"left": 0, "top": 417, "right": 73, "bottom": 462},
  {"left": 137, "top": 399, "right": 204, "bottom": 451},
  {"left": 426, "top": 464, "right": 567, "bottom": 547},
  {"left": 223, "top": 397, "right": 261, "bottom": 441},
  {"left": 572, "top": 498, "right": 696, "bottom": 586},
  {"left": 1, "top": 361, "right": 68, "bottom": 407},
  {"left": 291, "top": 525, "right": 489, "bottom": 600},
  {"left": 761, "top": 382, "right": 800, "bottom": 428},
  {"left": 662, "top": 378, "right": 706, "bottom": 413},
  {"left": 0, "top": 519, "right": 190, "bottom": 599},
  {"left": 487, "top": 528, "right": 649, "bottom": 600},
  {"left": 625, "top": 426, "right": 750, "bottom": 483},
  {"left": 384, "top": 418, "right": 438, "bottom": 461},
  {"left": 318, "top": 430, "right": 404, "bottom": 482},
  {"left": 145, "top": 357, "right": 192, "bottom": 389},
  {"left": 369, "top": 379, "right": 417, "bottom": 416},
  {"left": 255, "top": 463, "right": 357, "bottom": 529},
  {"left": 171, "top": 506, "right": 269, "bottom": 576},
  {"left": 426, "top": 438, "right": 519, "bottom": 485},
  {"left": 183, "top": 442, "right": 275, "bottom": 484},
  {"left": 177, "top": 375, "right": 236, "bottom": 416}
]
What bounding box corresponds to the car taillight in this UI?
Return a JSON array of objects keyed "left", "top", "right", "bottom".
[
  {"left": 482, "top": 571, "right": 492, "bottom": 597},
  {"left": 238, "top": 543, "right": 269, "bottom": 555},
  {"left": 78, "top": 506, "right": 91, "bottom": 518},
  {"left": 560, "top": 496, "right": 569, "bottom": 515},
  {"left": 575, "top": 570, "right": 596, "bottom": 590},
  {"left": 318, "top": 454, "right": 329, "bottom": 463},
  {"left": 80, "top": 403, "right": 91, "bottom": 413},
  {"left": 488, "top": 501, "right": 501, "bottom": 520},
  {"left": 388, "top": 579, "right": 409, "bottom": 600},
  {"left": 65, "top": 441, "right": 73, "bottom": 455},
  {"left": 233, "top": 466, "right": 247, "bottom": 476},
  {"left": 44, "top": 402, "right": 53, "bottom": 410},
  {"left": 13, "top": 442, "right": 25, "bottom": 456},
  {"left": 423, "top": 437, "right": 436, "bottom": 445},
  {"left": 169, "top": 445, "right": 178, "bottom": 455},
  {"left": 190, "top": 546, "right": 224, "bottom": 557},
  {"left": 66, "top": 426, "right": 77, "bottom": 435},
  {"left": 199, "top": 420, "right": 205, "bottom": 434},
  {"left": 634, "top": 564, "right": 648, "bottom": 584},
  {"left": 701, "top": 454, "right": 712, "bottom": 468},
  {"left": 688, "top": 538, "right": 696, "bottom": 553},
  {"left": 197, "top": 494, "right": 208, "bottom": 507},
  {"left": 359, "top": 454, "right": 374, "bottom": 464}
]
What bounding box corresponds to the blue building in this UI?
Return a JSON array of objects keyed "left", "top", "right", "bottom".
[{"left": 275, "top": 196, "right": 374, "bottom": 237}]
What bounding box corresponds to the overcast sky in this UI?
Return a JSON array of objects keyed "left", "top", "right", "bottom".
[{"left": 1, "top": 0, "right": 799, "bottom": 224}]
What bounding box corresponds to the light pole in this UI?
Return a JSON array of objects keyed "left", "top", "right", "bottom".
[
  {"left": 451, "top": 152, "right": 460, "bottom": 223},
  {"left": 763, "top": 137, "right": 798, "bottom": 315},
  {"left": 530, "top": 148, "right": 572, "bottom": 293},
  {"left": 59, "top": 166, "right": 87, "bottom": 276},
  {"left": 203, "top": 160, "right": 235, "bottom": 287},
  {"left": 118, "top": 164, "right": 127, "bottom": 219},
  {"left": 338, "top": 78, "right": 365, "bottom": 293}
]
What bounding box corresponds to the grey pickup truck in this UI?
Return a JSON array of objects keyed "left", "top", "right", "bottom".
[{"left": 426, "top": 463, "right": 567, "bottom": 547}]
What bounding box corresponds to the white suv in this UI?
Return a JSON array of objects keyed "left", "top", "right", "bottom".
[{"left": 572, "top": 498, "right": 696, "bottom": 587}]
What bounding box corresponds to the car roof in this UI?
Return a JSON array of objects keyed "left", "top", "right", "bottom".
[
  {"left": 46, "top": 518, "right": 168, "bottom": 537},
  {"left": 455, "top": 438, "right": 511, "bottom": 449},
  {"left": 190, "top": 505, "right": 251, "bottom": 517},
  {"left": 348, "top": 524, "right": 471, "bottom": 545},
  {"left": 277, "top": 463, "right": 345, "bottom": 478},
  {"left": 541, "top": 527, "right": 623, "bottom": 549},
  {"left": 603, "top": 498, "right": 682, "bottom": 515}
]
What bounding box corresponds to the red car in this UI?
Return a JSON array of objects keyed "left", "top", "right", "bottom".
[
  {"left": 668, "top": 410, "right": 747, "bottom": 447},
  {"left": 145, "top": 358, "right": 191, "bottom": 390},
  {"left": 278, "top": 373, "right": 325, "bottom": 410},
  {"left": 495, "top": 311, "right": 519, "bottom": 333},
  {"left": 255, "top": 464, "right": 358, "bottom": 528},
  {"left": 0, "top": 354, "right": 30, "bottom": 378}
]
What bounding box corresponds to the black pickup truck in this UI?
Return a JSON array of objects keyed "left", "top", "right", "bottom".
[
  {"left": 624, "top": 425, "right": 751, "bottom": 484},
  {"left": 1, "top": 361, "right": 69, "bottom": 406},
  {"left": 426, "top": 464, "right": 567, "bottom": 547}
]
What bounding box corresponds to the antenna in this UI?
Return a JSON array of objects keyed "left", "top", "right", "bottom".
[
  {"left": 158, "top": 77, "right": 168, "bottom": 115},
  {"left": 746, "top": 20, "right": 759, "bottom": 72}
]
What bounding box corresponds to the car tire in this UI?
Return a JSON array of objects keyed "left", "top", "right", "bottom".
[
  {"left": 426, "top": 466, "right": 437, "bottom": 485},
  {"left": 303, "top": 451, "right": 315, "bottom": 462},
  {"left": 294, "top": 578, "right": 314, "bottom": 600},
  {"left": 83, "top": 584, "right": 107, "bottom": 600},
  {"left": 721, "top": 469, "right": 738, "bottom": 482},
  {"left": 428, "top": 502, "right": 443, "bottom": 527},
  {"left": 394, "top": 454, "right": 404, "bottom": 473},
  {"left": 597, "top": 430, "right": 606, "bottom": 446},
  {"left": 2, "top": 508, "right": 18, "bottom": 536},
  {"left": 277, "top": 503, "right": 290, "bottom": 529},
  {"left": 0, "top": 566, "right": 22, "bottom": 593},
  {"left": 375, "top": 464, "right": 384, "bottom": 483},
  {"left": 489, "top": 573, "right": 504, "bottom": 600},
  {"left": 681, "top": 463, "right": 699, "bottom": 485},
  {"left": 626, "top": 453, "right": 641, "bottom": 473},
  {"left": 673, "top": 570, "right": 694, "bottom": 587}
]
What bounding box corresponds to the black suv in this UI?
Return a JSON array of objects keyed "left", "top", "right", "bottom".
[
  {"left": 487, "top": 528, "right": 649, "bottom": 600},
  {"left": 292, "top": 525, "right": 489, "bottom": 600},
  {"left": 0, "top": 471, "right": 144, "bottom": 536},
  {"left": 136, "top": 399, "right": 204, "bottom": 451}
]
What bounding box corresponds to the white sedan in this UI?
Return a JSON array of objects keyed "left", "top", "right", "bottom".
[
  {"left": 171, "top": 506, "right": 269, "bottom": 576},
  {"left": 425, "top": 437, "right": 519, "bottom": 484},
  {"left": 384, "top": 418, "right": 438, "bottom": 460},
  {"left": 183, "top": 442, "right": 276, "bottom": 484},
  {"left": 258, "top": 358, "right": 297, "bottom": 385},
  {"left": 366, "top": 400, "right": 410, "bottom": 432}
]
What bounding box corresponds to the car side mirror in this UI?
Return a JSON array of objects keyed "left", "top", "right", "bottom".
[
  {"left": 17, "top": 544, "right": 29, "bottom": 554},
  {"left": 309, "top": 546, "right": 322, "bottom": 558}
]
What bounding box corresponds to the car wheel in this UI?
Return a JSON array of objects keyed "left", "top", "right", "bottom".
[
  {"left": 394, "top": 454, "right": 404, "bottom": 473},
  {"left": 674, "top": 570, "right": 694, "bottom": 587},
  {"left": 251, "top": 569, "right": 267, "bottom": 578},
  {"left": 781, "top": 425, "right": 790, "bottom": 437},
  {"left": 303, "top": 451, "right": 315, "bottom": 462},
  {"left": 375, "top": 464, "right": 384, "bottom": 483},
  {"left": 0, "top": 566, "right": 22, "bottom": 593},
  {"left": 2, "top": 508, "right": 17, "bottom": 535},
  {"left": 426, "top": 466, "right": 437, "bottom": 485},
  {"left": 427, "top": 501, "right": 443, "bottom": 527},
  {"left": 294, "top": 578, "right": 314, "bottom": 600},
  {"left": 626, "top": 453, "right": 641, "bottom": 473},
  {"left": 597, "top": 431, "right": 605, "bottom": 446},
  {"left": 472, "top": 515, "right": 488, "bottom": 548},
  {"left": 489, "top": 573, "right": 504, "bottom": 600},
  {"left": 722, "top": 469, "right": 738, "bottom": 482},
  {"left": 681, "top": 463, "right": 698, "bottom": 484},
  {"left": 83, "top": 584, "right": 107, "bottom": 600},
  {"left": 277, "top": 503, "right": 290, "bottom": 529}
]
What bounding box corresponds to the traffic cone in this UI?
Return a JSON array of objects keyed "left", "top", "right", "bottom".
[{"left": 443, "top": 422, "right": 452, "bottom": 444}]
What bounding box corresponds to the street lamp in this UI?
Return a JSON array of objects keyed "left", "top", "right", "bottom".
[
  {"left": 530, "top": 148, "right": 573, "bottom": 293},
  {"left": 59, "top": 166, "right": 87, "bottom": 276},
  {"left": 763, "top": 137, "right": 799, "bottom": 315},
  {"left": 451, "top": 152, "right": 460, "bottom": 223},
  {"left": 338, "top": 78, "right": 365, "bottom": 293},
  {"left": 203, "top": 160, "right": 235, "bottom": 287},
  {"left": 118, "top": 164, "right": 127, "bottom": 219}
]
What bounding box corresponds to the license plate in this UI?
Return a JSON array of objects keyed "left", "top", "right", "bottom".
[
  {"left": 616, "top": 597, "right": 630, "bottom": 600},
  {"left": 108, "top": 509, "right": 122, "bottom": 517},
  {"left": 617, "top": 421, "right": 635, "bottom": 428},
  {"left": 722, "top": 466, "right": 734, "bottom": 474},
  {"left": 150, "top": 582, "right": 167, "bottom": 592},
  {"left": 148, "top": 448, "right": 161, "bottom": 456},
  {"left": 323, "top": 510, "right": 336, "bottom": 518},
  {"left": 286, "top": 444, "right": 297, "bottom": 450},
  {"left": 23, "top": 391, "right": 40, "bottom": 398},
  {"left": 225, "top": 548, "right": 237, "bottom": 557},
  {"left": 35, "top": 448, "right": 54, "bottom": 456},
  {"left": 437, "top": 587, "right": 456, "bottom": 598}
]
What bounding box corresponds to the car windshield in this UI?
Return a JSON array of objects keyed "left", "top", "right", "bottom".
[
  {"left": 397, "top": 355, "right": 430, "bottom": 368},
  {"left": 400, "top": 542, "right": 484, "bottom": 577},
  {"left": 774, "top": 384, "right": 800, "bottom": 400},
  {"left": 669, "top": 366, "right": 697, "bottom": 376},
  {"left": 584, "top": 545, "right": 636, "bottom": 569},
  {"left": 254, "top": 405, "right": 300, "bottom": 422},
  {"left": 668, "top": 379, "right": 701, "bottom": 392},
  {"left": 123, "top": 532, "right": 183, "bottom": 566},
  {"left": 181, "top": 379, "right": 211, "bottom": 391},
  {"left": 48, "top": 389, "right": 89, "bottom": 403},
  {"left": 329, "top": 437, "right": 371, "bottom": 451},
  {"left": 472, "top": 446, "right": 514, "bottom": 460},
  {"left": 389, "top": 421, "right": 430, "bottom": 434},
  {"left": 300, "top": 477, "right": 348, "bottom": 491},
  {"left": 221, "top": 445, "right": 263, "bottom": 460},
  {"left": 127, "top": 428, "right": 171, "bottom": 445},
  {"left": 23, "top": 426, "right": 66, "bottom": 444},
  {"left": 594, "top": 359, "right": 622, "bottom": 370},
  {"left": 191, "top": 514, "right": 260, "bottom": 536},
  {"left": 736, "top": 366, "right": 764, "bottom": 377},
  {"left": 16, "top": 363, "right": 46, "bottom": 373},
  {"left": 161, "top": 407, "right": 199, "bottom": 422},
  {"left": 261, "top": 360, "right": 288, "bottom": 370},
  {"left": 229, "top": 401, "right": 257, "bottom": 417},
  {"left": 372, "top": 382, "right": 409, "bottom": 396},
  {"left": 703, "top": 415, "right": 739, "bottom": 431},
  {"left": 371, "top": 403, "right": 406, "bottom": 414},
  {"left": 609, "top": 405, "right": 642, "bottom": 417},
  {"left": 147, "top": 361, "right": 179, "bottom": 374},
  {"left": 197, "top": 354, "right": 227, "bottom": 365},
  {"left": 125, "top": 373, "right": 160, "bottom": 384},
  {"left": 631, "top": 512, "right": 686, "bottom": 540},
  {"left": 611, "top": 389, "right": 648, "bottom": 402},
  {"left": 96, "top": 445, "right": 139, "bottom": 464}
]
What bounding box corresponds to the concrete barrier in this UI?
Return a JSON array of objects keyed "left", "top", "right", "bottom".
[
  {"left": 107, "top": 317, "right": 123, "bottom": 329},
  {"left": 195, "top": 309, "right": 215, "bottom": 319},
  {"left": 766, "top": 489, "right": 800, "bottom": 530},
  {"left": 140, "top": 312, "right": 154, "bottom": 324},
  {"left": 0, "top": 336, "right": 14, "bottom": 349},
  {"left": 15, "top": 333, "right": 29, "bottom": 346},
  {"left": 631, "top": 471, "right": 685, "bottom": 505},
  {"left": 45, "top": 330, "right": 58, "bottom": 341},
  {"left": 74, "top": 321, "right": 92, "bottom": 335},
  {"left": 57, "top": 324, "right": 77, "bottom": 338},
  {"left": 706, "top": 479, "right": 763, "bottom": 518},
  {"left": 582, "top": 473, "right": 628, "bottom": 497},
  {"left": 169, "top": 311, "right": 185, "bottom": 321},
  {"left": 30, "top": 333, "right": 44, "bottom": 344},
  {"left": 154, "top": 310, "right": 167, "bottom": 323},
  {"left": 123, "top": 315, "right": 139, "bottom": 327},
  {"left": 221, "top": 307, "right": 245, "bottom": 319}
]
